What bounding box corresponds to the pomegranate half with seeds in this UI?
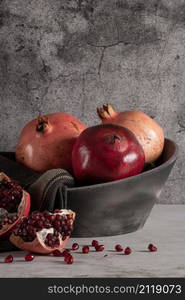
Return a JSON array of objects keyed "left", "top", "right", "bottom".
[
  {"left": 0, "top": 172, "right": 30, "bottom": 238},
  {"left": 10, "top": 209, "right": 75, "bottom": 254}
]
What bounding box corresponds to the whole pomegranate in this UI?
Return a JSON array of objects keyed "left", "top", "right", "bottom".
[
  {"left": 72, "top": 124, "right": 145, "bottom": 184},
  {"left": 16, "top": 113, "right": 86, "bottom": 173},
  {"left": 97, "top": 104, "right": 164, "bottom": 163},
  {"left": 10, "top": 209, "right": 75, "bottom": 254},
  {"left": 0, "top": 173, "right": 30, "bottom": 238}
]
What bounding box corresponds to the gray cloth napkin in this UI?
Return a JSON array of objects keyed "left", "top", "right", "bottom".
[{"left": 27, "top": 168, "right": 75, "bottom": 211}]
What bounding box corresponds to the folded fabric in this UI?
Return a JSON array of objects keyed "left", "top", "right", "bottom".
[
  {"left": 0, "top": 152, "right": 75, "bottom": 252},
  {"left": 27, "top": 168, "right": 75, "bottom": 211}
]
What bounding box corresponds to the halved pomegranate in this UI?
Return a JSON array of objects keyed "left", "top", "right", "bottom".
[
  {"left": 10, "top": 209, "right": 75, "bottom": 254},
  {"left": 0, "top": 172, "right": 30, "bottom": 238}
]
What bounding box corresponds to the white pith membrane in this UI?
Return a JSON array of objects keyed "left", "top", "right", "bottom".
[
  {"left": 0, "top": 207, "right": 8, "bottom": 218},
  {"left": 37, "top": 227, "right": 54, "bottom": 241}
]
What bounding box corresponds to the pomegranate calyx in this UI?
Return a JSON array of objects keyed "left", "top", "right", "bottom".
[
  {"left": 104, "top": 133, "right": 121, "bottom": 145},
  {"left": 36, "top": 116, "right": 49, "bottom": 133},
  {"left": 97, "top": 104, "right": 117, "bottom": 120}
]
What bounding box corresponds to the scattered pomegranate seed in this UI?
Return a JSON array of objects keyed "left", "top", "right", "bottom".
[
  {"left": 115, "top": 244, "right": 123, "bottom": 252},
  {"left": 25, "top": 253, "right": 34, "bottom": 262},
  {"left": 124, "top": 247, "right": 132, "bottom": 255},
  {"left": 72, "top": 243, "right": 79, "bottom": 251},
  {"left": 4, "top": 255, "right": 13, "bottom": 263},
  {"left": 148, "top": 244, "right": 157, "bottom": 252},
  {"left": 64, "top": 254, "right": 73, "bottom": 264},
  {"left": 148, "top": 243, "right": 153, "bottom": 250},
  {"left": 52, "top": 249, "right": 63, "bottom": 257},
  {"left": 82, "top": 245, "right": 89, "bottom": 254},
  {"left": 95, "top": 244, "right": 104, "bottom": 252},
  {"left": 61, "top": 249, "right": 71, "bottom": 257},
  {"left": 92, "top": 240, "right": 99, "bottom": 247}
]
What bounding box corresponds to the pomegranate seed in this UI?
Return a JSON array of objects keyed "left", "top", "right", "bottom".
[
  {"left": 64, "top": 254, "right": 73, "bottom": 264},
  {"left": 46, "top": 233, "right": 54, "bottom": 240},
  {"left": 54, "top": 209, "right": 61, "bottom": 213},
  {"left": 72, "top": 243, "right": 79, "bottom": 250},
  {"left": 37, "top": 220, "right": 43, "bottom": 227},
  {"left": 124, "top": 247, "right": 132, "bottom": 255},
  {"left": 25, "top": 253, "right": 34, "bottom": 262},
  {"left": 3, "top": 217, "right": 8, "bottom": 224},
  {"left": 53, "top": 250, "right": 63, "bottom": 257},
  {"left": 43, "top": 222, "right": 51, "bottom": 228},
  {"left": 82, "top": 245, "right": 89, "bottom": 254},
  {"left": 92, "top": 240, "right": 99, "bottom": 247},
  {"left": 12, "top": 215, "right": 18, "bottom": 221},
  {"left": 47, "top": 215, "right": 56, "bottom": 222},
  {"left": 67, "top": 214, "right": 73, "bottom": 220},
  {"left": 33, "top": 214, "right": 41, "bottom": 221},
  {"left": 148, "top": 244, "right": 157, "bottom": 252},
  {"left": 56, "top": 215, "right": 62, "bottom": 221},
  {"left": 61, "top": 249, "right": 70, "bottom": 257},
  {"left": 43, "top": 211, "right": 50, "bottom": 218},
  {"left": 115, "top": 244, "right": 123, "bottom": 252},
  {"left": 148, "top": 243, "right": 153, "bottom": 250},
  {"left": 4, "top": 255, "right": 13, "bottom": 263},
  {"left": 95, "top": 245, "right": 104, "bottom": 252}
]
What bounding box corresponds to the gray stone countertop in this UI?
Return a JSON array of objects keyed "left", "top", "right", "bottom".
[{"left": 0, "top": 205, "right": 184, "bottom": 278}]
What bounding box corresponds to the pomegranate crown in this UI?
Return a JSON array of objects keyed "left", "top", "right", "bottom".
[
  {"left": 36, "top": 115, "right": 49, "bottom": 132},
  {"left": 97, "top": 104, "right": 117, "bottom": 120}
]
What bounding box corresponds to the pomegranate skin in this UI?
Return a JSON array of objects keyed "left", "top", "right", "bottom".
[
  {"left": 16, "top": 113, "right": 86, "bottom": 173},
  {"left": 72, "top": 124, "right": 145, "bottom": 184},
  {"left": 10, "top": 234, "right": 70, "bottom": 255}
]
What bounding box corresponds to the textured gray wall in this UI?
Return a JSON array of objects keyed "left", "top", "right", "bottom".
[{"left": 0, "top": 0, "right": 184, "bottom": 203}]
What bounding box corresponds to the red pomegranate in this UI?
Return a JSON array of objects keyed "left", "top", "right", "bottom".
[
  {"left": 97, "top": 104, "right": 164, "bottom": 163},
  {"left": 72, "top": 124, "right": 145, "bottom": 184},
  {"left": 16, "top": 113, "right": 86, "bottom": 172},
  {"left": 10, "top": 209, "right": 75, "bottom": 254},
  {"left": 0, "top": 172, "right": 30, "bottom": 238}
]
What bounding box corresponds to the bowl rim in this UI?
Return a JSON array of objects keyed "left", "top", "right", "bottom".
[{"left": 68, "top": 138, "right": 178, "bottom": 191}]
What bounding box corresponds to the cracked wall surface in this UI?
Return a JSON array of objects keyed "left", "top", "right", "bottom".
[{"left": 0, "top": 0, "right": 185, "bottom": 203}]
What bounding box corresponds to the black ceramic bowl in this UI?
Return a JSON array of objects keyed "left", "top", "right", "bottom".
[{"left": 67, "top": 138, "right": 178, "bottom": 237}]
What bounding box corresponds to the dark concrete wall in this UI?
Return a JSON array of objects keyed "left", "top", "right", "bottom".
[{"left": 0, "top": 0, "right": 184, "bottom": 203}]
